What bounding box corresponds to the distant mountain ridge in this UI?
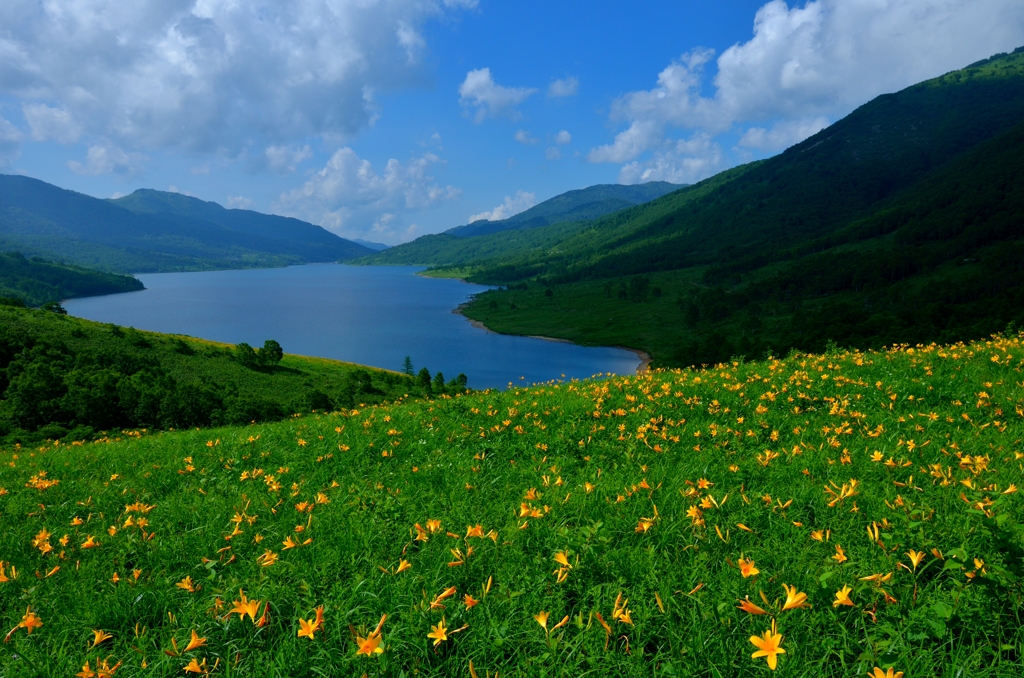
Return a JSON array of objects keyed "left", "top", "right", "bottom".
[
  {"left": 363, "top": 181, "right": 683, "bottom": 265},
  {"left": 0, "top": 177, "right": 372, "bottom": 273}
]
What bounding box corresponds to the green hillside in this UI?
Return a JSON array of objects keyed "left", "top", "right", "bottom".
[
  {"left": 363, "top": 182, "right": 682, "bottom": 266},
  {"left": 0, "top": 176, "right": 372, "bottom": 273},
  {"left": 448, "top": 48, "right": 1024, "bottom": 367},
  {"left": 0, "top": 333, "right": 1021, "bottom": 676},
  {"left": 0, "top": 305, "right": 464, "bottom": 446},
  {"left": 0, "top": 251, "right": 143, "bottom": 307}
]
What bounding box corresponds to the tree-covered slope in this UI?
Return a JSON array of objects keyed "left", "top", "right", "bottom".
[
  {"left": 363, "top": 181, "right": 683, "bottom": 266},
  {"left": 0, "top": 176, "right": 372, "bottom": 273},
  {"left": 460, "top": 48, "right": 1024, "bottom": 286},
  {"left": 0, "top": 305, "right": 464, "bottom": 446},
  {"left": 0, "top": 251, "right": 144, "bottom": 306}
]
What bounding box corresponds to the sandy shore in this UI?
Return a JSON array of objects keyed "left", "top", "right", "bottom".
[{"left": 453, "top": 304, "right": 652, "bottom": 375}]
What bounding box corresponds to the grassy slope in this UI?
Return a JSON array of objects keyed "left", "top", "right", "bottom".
[
  {"left": 0, "top": 252, "right": 144, "bottom": 306},
  {"left": 1, "top": 335, "right": 1022, "bottom": 676}
]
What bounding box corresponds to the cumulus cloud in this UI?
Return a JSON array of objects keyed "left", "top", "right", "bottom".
[
  {"left": 22, "top": 104, "right": 82, "bottom": 144},
  {"left": 67, "top": 143, "right": 146, "bottom": 176},
  {"left": 545, "top": 147, "right": 562, "bottom": 161},
  {"left": 514, "top": 129, "right": 539, "bottom": 145},
  {"left": 548, "top": 76, "right": 579, "bottom": 98},
  {"left": 459, "top": 68, "right": 537, "bottom": 122},
  {"left": 468, "top": 190, "right": 536, "bottom": 223},
  {"left": 274, "top": 147, "right": 460, "bottom": 240},
  {"left": 0, "top": 0, "right": 476, "bottom": 153},
  {"left": 592, "top": 0, "right": 1024, "bottom": 180},
  {"left": 0, "top": 115, "right": 22, "bottom": 167},
  {"left": 738, "top": 116, "right": 830, "bottom": 152},
  {"left": 554, "top": 130, "right": 572, "bottom": 145},
  {"left": 265, "top": 144, "right": 313, "bottom": 174},
  {"left": 226, "top": 195, "right": 254, "bottom": 210},
  {"left": 618, "top": 134, "right": 724, "bottom": 185}
]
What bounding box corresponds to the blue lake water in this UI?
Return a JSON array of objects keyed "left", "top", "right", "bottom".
[{"left": 62, "top": 264, "right": 642, "bottom": 390}]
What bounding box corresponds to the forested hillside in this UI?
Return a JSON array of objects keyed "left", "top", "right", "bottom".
[
  {"left": 453, "top": 48, "right": 1024, "bottom": 367},
  {"left": 0, "top": 304, "right": 465, "bottom": 446},
  {"left": 0, "top": 251, "right": 144, "bottom": 306}
]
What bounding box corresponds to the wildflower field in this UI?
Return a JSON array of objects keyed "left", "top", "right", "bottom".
[{"left": 2, "top": 334, "right": 1024, "bottom": 677}]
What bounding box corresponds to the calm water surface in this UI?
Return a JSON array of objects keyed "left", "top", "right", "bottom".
[{"left": 63, "top": 265, "right": 641, "bottom": 390}]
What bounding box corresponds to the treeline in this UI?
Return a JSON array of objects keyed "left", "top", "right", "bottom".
[
  {"left": 0, "top": 304, "right": 467, "bottom": 445},
  {"left": 0, "top": 251, "right": 144, "bottom": 306}
]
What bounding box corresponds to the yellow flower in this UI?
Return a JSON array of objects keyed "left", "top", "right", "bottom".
[
  {"left": 228, "top": 590, "right": 261, "bottom": 622},
  {"left": 534, "top": 610, "right": 549, "bottom": 630},
  {"left": 781, "top": 584, "right": 810, "bottom": 611},
  {"left": 90, "top": 629, "right": 113, "bottom": 648},
  {"left": 738, "top": 557, "right": 760, "bottom": 578},
  {"left": 464, "top": 594, "right": 479, "bottom": 609},
  {"left": 906, "top": 550, "right": 925, "bottom": 571},
  {"left": 553, "top": 551, "right": 572, "bottom": 569},
  {"left": 183, "top": 629, "right": 207, "bottom": 652},
  {"left": 395, "top": 559, "right": 412, "bottom": 574},
  {"left": 868, "top": 668, "right": 904, "bottom": 678},
  {"left": 176, "top": 576, "right": 198, "bottom": 592},
  {"left": 428, "top": 617, "right": 448, "bottom": 646},
  {"left": 750, "top": 619, "right": 786, "bottom": 670},
  {"left": 832, "top": 544, "right": 848, "bottom": 563},
  {"left": 355, "top": 614, "right": 386, "bottom": 655},
  {"left": 297, "top": 617, "right": 318, "bottom": 639},
  {"left": 833, "top": 585, "right": 855, "bottom": 607}
]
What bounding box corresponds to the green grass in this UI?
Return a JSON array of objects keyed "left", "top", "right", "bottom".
[{"left": 1, "top": 333, "right": 1023, "bottom": 676}]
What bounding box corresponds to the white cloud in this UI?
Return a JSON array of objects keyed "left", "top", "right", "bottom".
[
  {"left": 265, "top": 144, "right": 312, "bottom": 173},
  {"left": 514, "top": 129, "right": 539, "bottom": 145},
  {"left": 274, "top": 146, "right": 460, "bottom": 240},
  {"left": 738, "top": 116, "right": 830, "bottom": 152},
  {"left": 591, "top": 0, "right": 1024, "bottom": 177},
  {"left": 618, "top": 134, "right": 724, "bottom": 185},
  {"left": 545, "top": 147, "right": 562, "bottom": 161},
  {"left": 554, "top": 130, "right": 571, "bottom": 145},
  {"left": 0, "top": 115, "right": 22, "bottom": 167},
  {"left": 226, "top": 195, "right": 254, "bottom": 210},
  {"left": 22, "top": 104, "right": 82, "bottom": 143},
  {"left": 0, "top": 1, "right": 476, "bottom": 153},
  {"left": 67, "top": 143, "right": 146, "bottom": 176},
  {"left": 459, "top": 68, "right": 537, "bottom": 122},
  {"left": 548, "top": 76, "right": 579, "bottom": 98},
  {"left": 468, "top": 190, "right": 536, "bottom": 223}
]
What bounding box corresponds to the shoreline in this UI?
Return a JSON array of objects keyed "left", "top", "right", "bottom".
[{"left": 453, "top": 304, "right": 652, "bottom": 375}]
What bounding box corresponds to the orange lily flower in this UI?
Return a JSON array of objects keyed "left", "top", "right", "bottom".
[
  {"left": 738, "top": 557, "right": 760, "bottom": 578},
  {"left": 183, "top": 629, "right": 206, "bottom": 652},
  {"left": 737, "top": 596, "right": 768, "bottom": 615},
  {"left": 832, "top": 585, "right": 855, "bottom": 607},
  {"left": 750, "top": 618, "right": 786, "bottom": 670},
  {"left": 90, "top": 629, "right": 113, "bottom": 648},
  {"left": 427, "top": 617, "right": 448, "bottom": 646},
  {"left": 781, "top": 584, "right": 810, "bottom": 611}
]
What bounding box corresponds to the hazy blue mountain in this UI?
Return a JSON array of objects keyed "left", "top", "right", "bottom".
[
  {"left": 363, "top": 181, "right": 683, "bottom": 265},
  {"left": 447, "top": 182, "right": 683, "bottom": 238},
  {"left": 0, "top": 176, "right": 373, "bottom": 273},
  {"left": 350, "top": 238, "right": 390, "bottom": 251}
]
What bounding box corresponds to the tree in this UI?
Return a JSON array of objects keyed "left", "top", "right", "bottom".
[
  {"left": 417, "top": 367, "right": 432, "bottom": 394},
  {"left": 41, "top": 301, "right": 67, "bottom": 315},
  {"left": 402, "top": 356, "right": 414, "bottom": 375},
  {"left": 257, "top": 339, "right": 283, "bottom": 366},
  {"left": 432, "top": 371, "right": 446, "bottom": 393},
  {"left": 235, "top": 342, "right": 258, "bottom": 368}
]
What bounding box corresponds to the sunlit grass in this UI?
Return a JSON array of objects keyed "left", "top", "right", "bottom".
[{"left": 2, "top": 334, "right": 1023, "bottom": 676}]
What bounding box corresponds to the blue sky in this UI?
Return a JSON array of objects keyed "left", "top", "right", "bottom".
[{"left": 1, "top": 0, "right": 1023, "bottom": 245}]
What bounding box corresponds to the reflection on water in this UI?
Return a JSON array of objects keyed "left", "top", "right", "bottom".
[{"left": 63, "top": 264, "right": 641, "bottom": 390}]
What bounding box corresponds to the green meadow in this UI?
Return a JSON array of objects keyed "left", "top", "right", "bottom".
[{"left": 1, "top": 333, "right": 1023, "bottom": 676}]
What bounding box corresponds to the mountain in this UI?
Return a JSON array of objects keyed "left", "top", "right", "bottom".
[
  {"left": 0, "top": 177, "right": 372, "bottom": 273},
  {"left": 452, "top": 47, "right": 1024, "bottom": 367},
  {"left": 362, "top": 181, "right": 683, "bottom": 265},
  {"left": 350, "top": 238, "right": 389, "bottom": 251},
  {"left": 0, "top": 251, "right": 144, "bottom": 306}
]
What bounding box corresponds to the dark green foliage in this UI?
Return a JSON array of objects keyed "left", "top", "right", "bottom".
[
  {"left": 0, "top": 251, "right": 143, "bottom": 306},
  {"left": 417, "top": 367, "right": 432, "bottom": 394},
  {"left": 402, "top": 355, "right": 414, "bottom": 375},
  {"left": 0, "top": 179, "right": 373, "bottom": 273},
  {"left": 0, "top": 306, "right": 426, "bottom": 445}
]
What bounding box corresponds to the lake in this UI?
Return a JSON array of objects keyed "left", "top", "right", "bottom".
[{"left": 62, "top": 264, "right": 643, "bottom": 390}]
